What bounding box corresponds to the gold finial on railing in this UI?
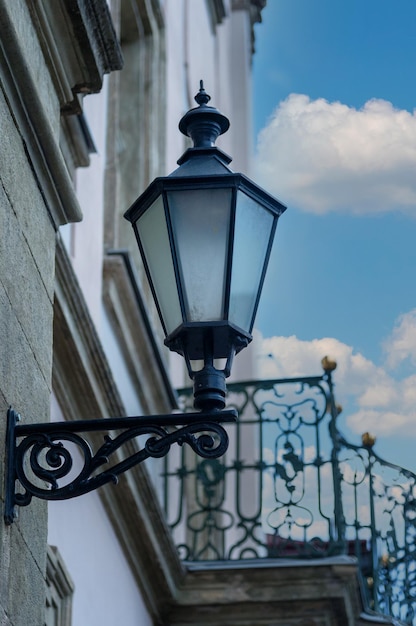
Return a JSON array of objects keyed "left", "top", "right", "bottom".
[
  {"left": 362, "top": 432, "right": 376, "bottom": 448},
  {"left": 321, "top": 356, "right": 337, "bottom": 372},
  {"left": 326, "top": 401, "right": 342, "bottom": 416}
]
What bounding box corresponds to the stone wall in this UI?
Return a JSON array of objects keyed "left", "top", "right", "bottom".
[
  {"left": 0, "top": 73, "right": 54, "bottom": 626},
  {"left": 0, "top": 1, "right": 121, "bottom": 623}
]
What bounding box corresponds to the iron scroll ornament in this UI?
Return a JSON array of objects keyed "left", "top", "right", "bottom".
[{"left": 4, "top": 407, "right": 236, "bottom": 524}]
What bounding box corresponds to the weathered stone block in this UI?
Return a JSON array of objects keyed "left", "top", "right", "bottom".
[
  {"left": 0, "top": 281, "right": 52, "bottom": 500},
  {"left": 0, "top": 88, "right": 56, "bottom": 299},
  {"left": 0, "top": 256, "right": 53, "bottom": 398},
  {"left": 4, "top": 524, "right": 47, "bottom": 626}
]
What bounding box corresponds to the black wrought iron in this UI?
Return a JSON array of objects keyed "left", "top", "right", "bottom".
[
  {"left": 162, "top": 365, "right": 416, "bottom": 625},
  {"left": 4, "top": 407, "right": 236, "bottom": 525}
]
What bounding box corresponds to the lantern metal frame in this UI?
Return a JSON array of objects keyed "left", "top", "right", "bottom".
[{"left": 129, "top": 173, "right": 281, "bottom": 360}]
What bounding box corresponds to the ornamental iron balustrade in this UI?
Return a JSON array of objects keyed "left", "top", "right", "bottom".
[{"left": 162, "top": 365, "right": 416, "bottom": 625}]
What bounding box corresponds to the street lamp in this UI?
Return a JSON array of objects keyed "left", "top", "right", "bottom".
[
  {"left": 125, "top": 82, "right": 286, "bottom": 411},
  {"left": 4, "top": 83, "right": 286, "bottom": 524}
]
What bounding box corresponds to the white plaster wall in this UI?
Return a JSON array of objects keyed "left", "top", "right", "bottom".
[
  {"left": 163, "top": 1, "right": 253, "bottom": 175},
  {"left": 48, "top": 396, "right": 153, "bottom": 626},
  {"left": 164, "top": 0, "right": 230, "bottom": 173},
  {"left": 60, "top": 81, "right": 109, "bottom": 331},
  {"left": 227, "top": 9, "right": 253, "bottom": 174}
]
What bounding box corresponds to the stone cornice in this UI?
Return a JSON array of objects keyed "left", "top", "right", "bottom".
[
  {"left": 206, "top": 0, "right": 228, "bottom": 27},
  {"left": 28, "top": 0, "right": 123, "bottom": 114},
  {"left": 53, "top": 237, "right": 124, "bottom": 421},
  {"left": 120, "top": 0, "right": 164, "bottom": 43},
  {"left": 231, "top": 0, "right": 267, "bottom": 53},
  {"left": 232, "top": 0, "right": 267, "bottom": 21},
  {"left": 0, "top": 0, "right": 82, "bottom": 227},
  {"left": 0, "top": 0, "right": 123, "bottom": 228},
  {"left": 103, "top": 251, "right": 177, "bottom": 414},
  {"left": 169, "top": 557, "right": 384, "bottom": 625}
]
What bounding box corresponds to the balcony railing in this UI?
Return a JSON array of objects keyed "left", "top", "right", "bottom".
[{"left": 162, "top": 362, "right": 416, "bottom": 625}]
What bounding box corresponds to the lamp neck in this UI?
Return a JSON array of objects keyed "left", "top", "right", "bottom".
[{"left": 193, "top": 364, "right": 226, "bottom": 411}]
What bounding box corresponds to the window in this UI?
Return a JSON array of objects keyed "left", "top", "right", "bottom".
[{"left": 45, "top": 546, "right": 74, "bottom": 626}]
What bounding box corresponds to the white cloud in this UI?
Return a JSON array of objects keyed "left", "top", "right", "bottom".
[
  {"left": 257, "top": 332, "right": 387, "bottom": 396},
  {"left": 347, "top": 409, "right": 411, "bottom": 437},
  {"left": 383, "top": 309, "right": 416, "bottom": 367},
  {"left": 256, "top": 328, "right": 416, "bottom": 438},
  {"left": 254, "top": 94, "right": 416, "bottom": 215}
]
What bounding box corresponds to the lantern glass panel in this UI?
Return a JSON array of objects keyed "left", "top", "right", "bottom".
[
  {"left": 136, "top": 195, "right": 182, "bottom": 334},
  {"left": 229, "top": 190, "right": 274, "bottom": 332},
  {"left": 167, "top": 188, "right": 232, "bottom": 322}
]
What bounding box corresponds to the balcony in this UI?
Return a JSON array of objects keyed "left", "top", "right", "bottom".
[{"left": 162, "top": 362, "right": 416, "bottom": 625}]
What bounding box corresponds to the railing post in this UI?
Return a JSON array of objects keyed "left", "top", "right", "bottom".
[
  {"left": 325, "top": 369, "right": 346, "bottom": 552},
  {"left": 367, "top": 453, "right": 381, "bottom": 614}
]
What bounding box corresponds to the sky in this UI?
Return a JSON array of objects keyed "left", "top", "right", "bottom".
[{"left": 251, "top": 1, "right": 416, "bottom": 471}]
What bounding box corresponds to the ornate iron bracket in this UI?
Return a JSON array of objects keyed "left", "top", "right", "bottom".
[{"left": 4, "top": 407, "right": 236, "bottom": 524}]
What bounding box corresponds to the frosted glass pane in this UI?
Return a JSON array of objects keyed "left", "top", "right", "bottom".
[
  {"left": 230, "top": 191, "right": 274, "bottom": 331},
  {"left": 167, "top": 188, "right": 232, "bottom": 322},
  {"left": 137, "top": 195, "right": 182, "bottom": 335}
]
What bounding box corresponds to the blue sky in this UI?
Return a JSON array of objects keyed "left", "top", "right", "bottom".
[{"left": 252, "top": 1, "right": 416, "bottom": 470}]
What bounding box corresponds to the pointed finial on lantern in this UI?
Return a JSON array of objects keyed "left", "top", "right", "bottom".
[
  {"left": 179, "top": 81, "right": 230, "bottom": 148},
  {"left": 195, "top": 80, "right": 211, "bottom": 106}
]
